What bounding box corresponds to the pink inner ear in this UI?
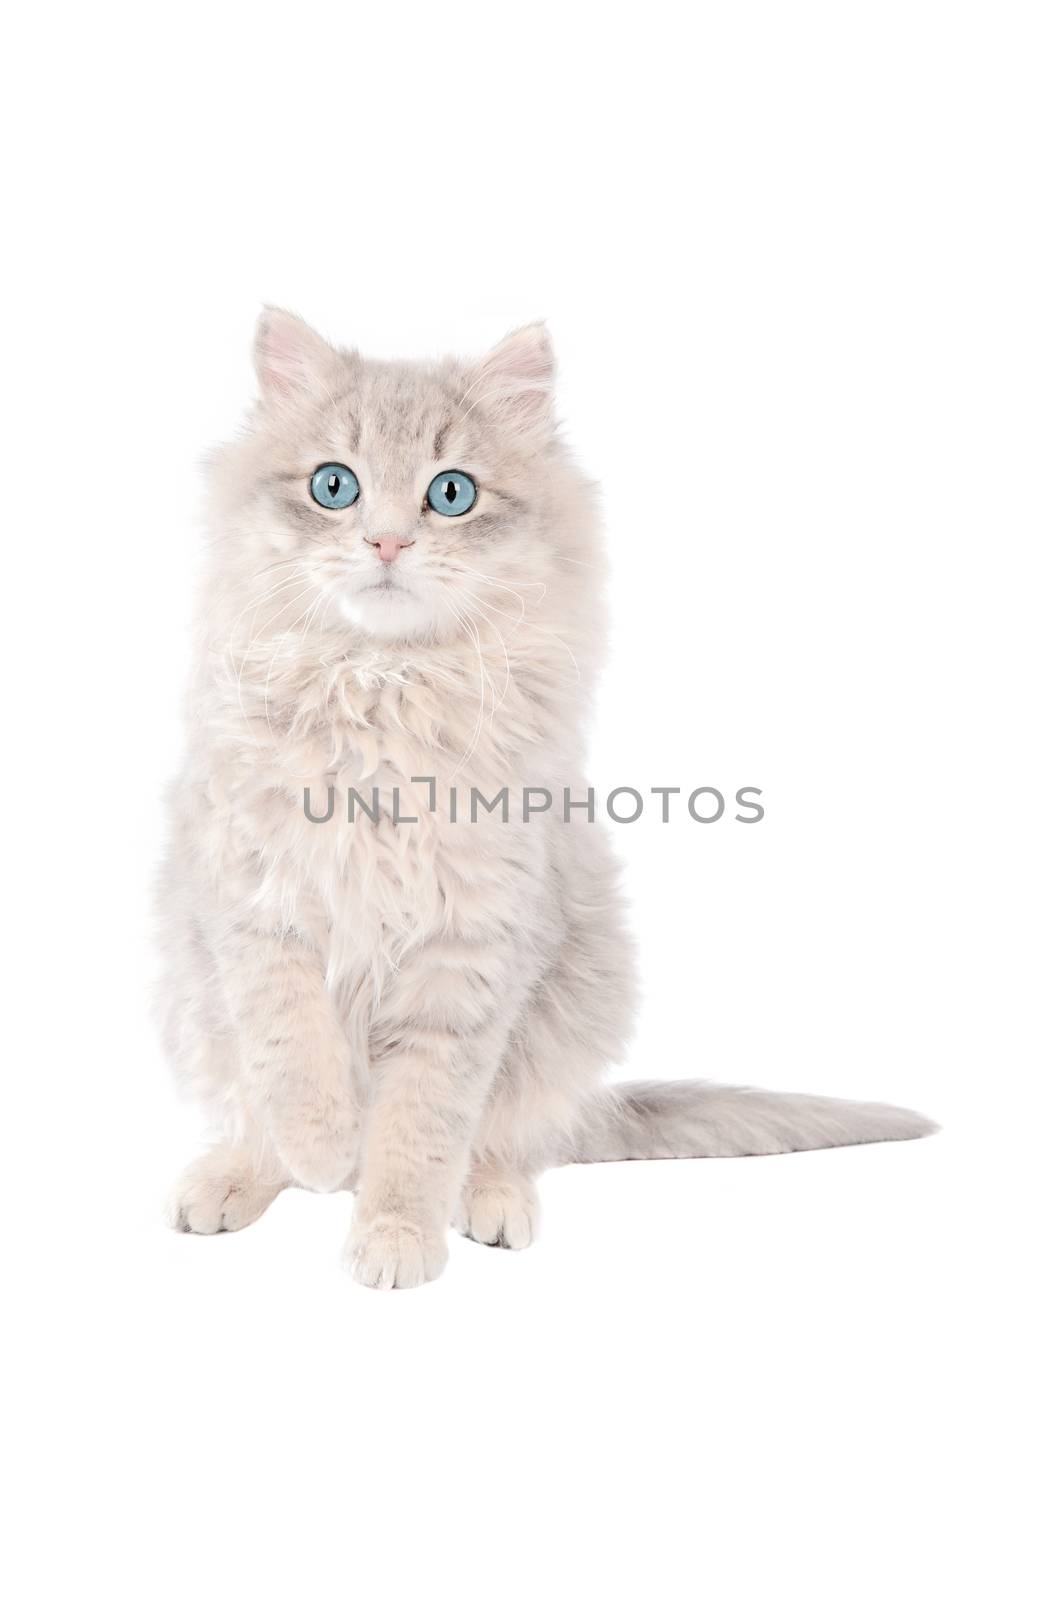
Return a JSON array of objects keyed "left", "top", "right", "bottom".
[
  {"left": 256, "top": 310, "right": 331, "bottom": 399},
  {"left": 476, "top": 326, "right": 555, "bottom": 429},
  {"left": 485, "top": 326, "right": 554, "bottom": 387}
]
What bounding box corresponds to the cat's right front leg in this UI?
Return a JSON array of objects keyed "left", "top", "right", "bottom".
[{"left": 219, "top": 923, "right": 360, "bottom": 1193}]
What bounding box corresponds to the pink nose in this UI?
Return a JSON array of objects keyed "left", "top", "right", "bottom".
[{"left": 365, "top": 535, "right": 413, "bottom": 564}]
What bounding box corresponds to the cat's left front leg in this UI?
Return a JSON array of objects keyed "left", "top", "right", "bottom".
[{"left": 345, "top": 956, "right": 512, "bottom": 1290}]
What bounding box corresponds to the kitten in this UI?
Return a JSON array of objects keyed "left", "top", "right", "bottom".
[{"left": 158, "top": 310, "right": 935, "bottom": 1289}]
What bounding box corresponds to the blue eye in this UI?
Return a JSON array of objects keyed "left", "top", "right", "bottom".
[
  {"left": 310, "top": 463, "right": 359, "bottom": 509},
  {"left": 427, "top": 470, "right": 477, "bottom": 517}
]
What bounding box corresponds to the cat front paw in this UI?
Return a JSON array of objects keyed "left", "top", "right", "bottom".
[{"left": 344, "top": 1217, "right": 448, "bottom": 1290}]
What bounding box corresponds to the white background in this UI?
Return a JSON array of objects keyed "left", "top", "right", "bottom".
[{"left": 4, "top": 4, "right": 1057, "bottom": 1596}]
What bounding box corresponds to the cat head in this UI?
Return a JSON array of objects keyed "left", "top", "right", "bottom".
[{"left": 215, "top": 308, "right": 593, "bottom": 644}]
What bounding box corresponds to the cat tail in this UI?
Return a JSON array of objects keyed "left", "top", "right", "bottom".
[{"left": 562, "top": 1080, "right": 938, "bottom": 1164}]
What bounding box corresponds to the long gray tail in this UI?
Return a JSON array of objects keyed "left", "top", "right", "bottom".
[{"left": 563, "top": 1080, "right": 937, "bottom": 1163}]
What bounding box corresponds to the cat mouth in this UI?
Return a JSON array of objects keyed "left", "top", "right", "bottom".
[{"left": 360, "top": 574, "right": 408, "bottom": 595}]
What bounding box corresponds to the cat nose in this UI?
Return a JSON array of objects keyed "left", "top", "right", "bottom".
[{"left": 364, "top": 534, "right": 414, "bottom": 564}]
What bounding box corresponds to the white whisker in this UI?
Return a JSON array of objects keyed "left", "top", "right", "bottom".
[
  {"left": 439, "top": 592, "right": 493, "bottom": 781},
  {"left": 457, "top": 590, "right": 512, "bottom": 714},
  {"left": 263, "top": 589, "right": 328, "bottom": 738}
]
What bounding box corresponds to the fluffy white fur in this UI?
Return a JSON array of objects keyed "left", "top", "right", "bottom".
[{"left": 158, "top": 310, "right": 935, "bottom": 1289}]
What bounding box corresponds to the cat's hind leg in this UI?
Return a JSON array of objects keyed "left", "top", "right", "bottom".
[
  {"left": 455, "top": 1162, "right": 540, "bottom": 1251},
  {"left": 167, "top": 1143, "right": 288, "bottom": 1235}
]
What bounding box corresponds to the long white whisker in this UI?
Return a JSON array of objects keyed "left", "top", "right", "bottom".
[
  {"left": 444, "top": 561, "right": 546, "bottom": 598},
  {"left": 459, "top": 592, "right": 511, "bottom": 714},
  {"left": 235, "top": 579, "right": 320, "bottom": 725},
  {"left": 465, "top": 587, "right": 581, "bottom": 681},
  {"left": 207, "top": 554, "right": 309, "bottom": 629},
  {"left": 222, "top": 566, "right": 311, "bottom": 667},
  {"left": 263, "top": 589, "right": 328, "bottom": 739},
  {"left": 439, "top": 593, "right": 491, "bottom": 781}
]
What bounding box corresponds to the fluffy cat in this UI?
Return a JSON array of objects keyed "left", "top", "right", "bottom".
[{"left": 158, "top": 310, "right": 934, "bottom": 1289}]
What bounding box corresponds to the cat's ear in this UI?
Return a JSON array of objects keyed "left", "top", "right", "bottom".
[
  {"left": 254, "top": 307, "right": 339, "bottom": 403},
  {"left": 472, "top": 323, "right": 555, "bottom": 437}
]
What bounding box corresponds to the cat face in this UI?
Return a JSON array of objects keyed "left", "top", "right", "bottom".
[{"left": 229, "top": 309, "right": 571, "bottom": 642}]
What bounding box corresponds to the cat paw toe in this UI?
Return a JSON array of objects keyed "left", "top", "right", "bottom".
[
  {"left": 167, "top": 1151, "right": 284, "bottom": 1235},
  {"left": 456, "top": 1178, "right": 539, "bottom": 1250},
  {"left": 344, "top": 1219, "right": 448, "bottom": 1290}
]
